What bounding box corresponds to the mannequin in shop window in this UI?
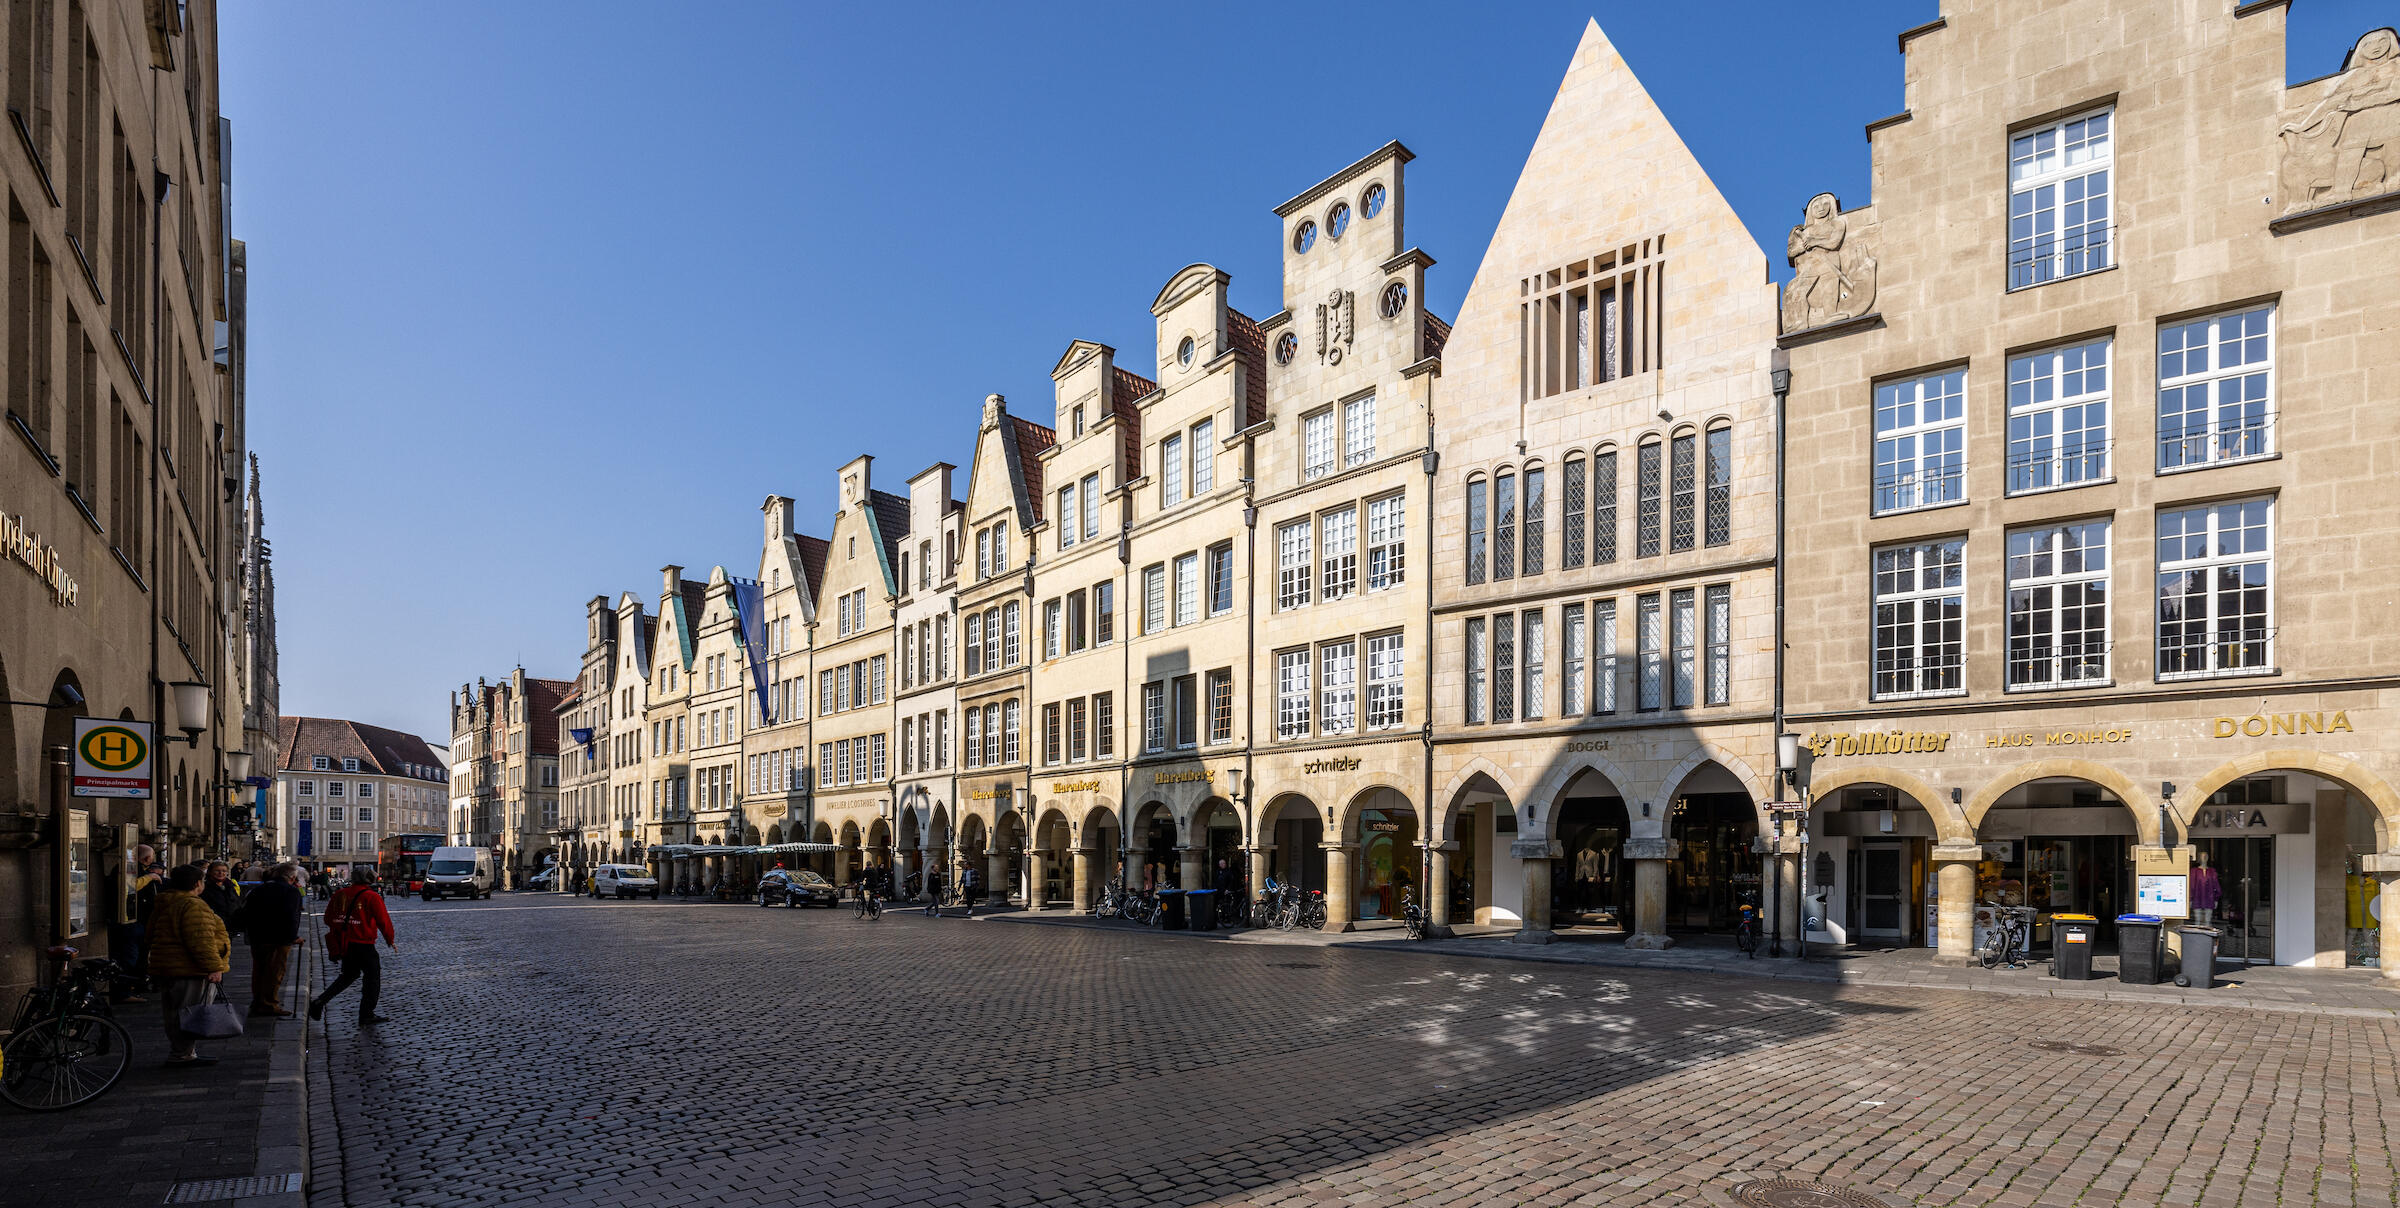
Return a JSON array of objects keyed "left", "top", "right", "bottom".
[{"left": 2191, "top": 851, "right": 2221, "bottom": 925}]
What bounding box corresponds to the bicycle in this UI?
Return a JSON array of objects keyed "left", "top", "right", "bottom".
[
  {"left": 854, "top": 887, "right": 883, "bottom": 921},
  {"left": 1735, "top": 894, "right": 1761, "bottom": 958},
  {"left": 1400, "top": 889, "right": 1426, "bottom": 941},
  {"left": 1977, "top": 905, "right": 2033, "bottom": 969},
  {"left": 1121, "top": 888, "right": 1158, "bottom": 926},
  {"left": 1092, "top": 883, "right": 1123, "bottom": 918},
  {"left": 3, "top": 947, "right": 133, "bottom": 1112}
]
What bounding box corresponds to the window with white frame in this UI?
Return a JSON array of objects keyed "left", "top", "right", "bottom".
[
  {"left": 1144, "top": 682, "right": 1167, "bottom": 753},
  {"left": 1080, "top": 474, "right": 1100, "bottom": 542},
  {"left": 1873, "top": 540, "right": 1966, "bottom": 699},
  {"left": 1320, "top": 507, "right": 1357, "bottom": 601},
  {"left": 1319, "top": 640, "right": 1357, "bottom": 734},
  {"left": 992, "top": 527, "right": 1009, "bottom": 573},
  {"left": 1563, "top": 603, "right": 1587, "bottom": 716},
  {"left": 1464, "top": 617, "right": 1487, "bottom": 724},
  {"left": 1670, "top": 588, "right": 1697, "bottom": 708},
  {"left": 2008, "top": 107, "right": 2113, "bottom": 289},
  {"left": 343, "top": 758, "right": 359, "bottom": 773},
  {"left": 1276, "top": 650, "right": 1313, "bottom": 738},
  {"left": 1365, "top": 633, "right": 1403, "bottom": 729},
  {"left": 1095, "top": 692, "right": 1114, "bottom": 755},
  {"left": 1522, "top": 609, "right": 1545, "bottom": 721},
  {"left": 1002, "top": 701, "right": 1020, "bottom": 764},
  {"left": 2008, "top": 337, "right": 2111, "bottom": 494},
  {"left": 1636, "top": 593, "right": 1663, "bottom": 710},
  {"left": 1276, "top": 521, "right": 1312, "bottom": 609},
  {"left": 1003, "top": 602, "right": 1021, "bottom": 667},
  {"left": 1874, "top": 369, "right": 1967, "bottom": 514},
  {"left": 1162, "top": 433, "right": 1185, "bottom": 506},
  {"left": 1303, "top": 408, "right": 1336, "bottom": 481},
  {"left": 1069, "top": 697, "right": 1088, "bottom": 762},
  {"left": 1058, "top": 487, "right": 1077, "bottom": 548},
  {"left": 297, "top": 780, "right": 315, "bottom": 798},
  {"left": 1174, "top": 552, "right": 1199, "bottom": 626},
  {"left": 2158, "top": 306, "right": 2273, "bottom": 471},
  {"left": 2006, "top": 519, "right": 2112, "bottom": 688},
  {"left": 1366, "top": 495, "right": 1404, "bottom": 591},
  {"left": 1207, "top": 545, "right": 1234, "bottom": 615},
  {"left": 1191, "top": 419, "right": 1214, "bottom": 495},
  {"left": 1173, "top": 675, "right": 1198, "bottom": 749},
  {"left": 1142, "top": 564, "right": 1166, "bottom": 633},
  {"left": 2157, "top": 498, "right": 2272, "bottom": 678},
  {"left": 1343, "top": 395, "right": 1375, "bottom": 467},
  {"left": 1067, "top": 590, "right": 1087, "bottom": 653},
  {"left": 1594, "top": 598, "right": 1618, "bottom": 714},
  {"left": 1205, "top": 672, "right": 1231, "bottom": 744},
  {"left": 964, "top": 615, "right": 983, "bottom": 677},
  {"left": 312, "top": 756, "right": 329, "bottom": 771},
  {"left": 1045, "top": 600, "right": 1062, "bottom": 659}
]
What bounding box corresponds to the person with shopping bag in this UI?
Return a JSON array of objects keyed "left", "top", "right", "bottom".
[
  {"left": 148, "top": 864, "right": 236, "bottom": 1067},
  {"left": 310, "top": 865, "right": 396, "bottom": 1026}
]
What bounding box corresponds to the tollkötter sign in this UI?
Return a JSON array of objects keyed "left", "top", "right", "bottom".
[{"left": 72, "top": 719, "right": 152, "bottom": 798}]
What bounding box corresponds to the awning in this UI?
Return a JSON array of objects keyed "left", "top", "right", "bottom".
[{"left": 643, "top": 842, "right": 841, "bottom": 857}]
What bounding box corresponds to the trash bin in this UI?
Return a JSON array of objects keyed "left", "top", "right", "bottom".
[
  {"left": 1186, "top": 888, "right": 1218, "bottom": 931},
  {"left": 2176, "top": 925, "right": 2221, "bottom": 988},
  {"left": 1158, "top": 889, "right": 1189, "bottom": 931},
  {"left": 2053, "top": 913, "right": 2098, "bottom": 979},
  {"left": 2115, "top": 914, "right": 2166, "bottom": 984}
]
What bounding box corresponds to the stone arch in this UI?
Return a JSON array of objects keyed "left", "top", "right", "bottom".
[
  {"left": 1964, "top": 758, "right": 2161, "bottom": 845},
  {"left": 1435, "top": 756, "right": 1520, "bottom": 819},
  {"left": 958, "top": 811, "right": 988, "bottom": 854},
  {"left": 812, "top": 820, "right": 835, "bottom": 845},
  {"left": 1035, "top": 806, "right": 1074, "bottom": 848},
  {"left": 1523, "top": 754, "right": 1639, "bottom": 829},
  {"left": 2190, "top": 749, "right": 2400, "bottom": 836},
  {"left": 1808, "top": 764, "right": 1973, "bottom": 845},
  {"left": 1656, "top": 744, "right": 1772, "bottom": 813},
  {"left": 1333, "top": 783, "right": 1415, "bottom": 844},
  {"left": 1186, "top": 795, "right": 1239, "bottom": 847},
  {"left": 1257, "top": 790, "right": 1325, "bottom": 842},
  {"left": 1435, "top": 768, "right": 1515, "bottom": 842}
]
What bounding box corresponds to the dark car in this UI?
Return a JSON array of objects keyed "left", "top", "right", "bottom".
[{"left": 757, "top": 869, "right": 839, "bottom": 908}]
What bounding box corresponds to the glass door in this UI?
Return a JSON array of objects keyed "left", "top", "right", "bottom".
[
  {"left": 2195, "top": 838, "right": 2275, "bottom": 964},
  {"left": 1859, "top": 842, "right": 1906, "bottom": 938}
]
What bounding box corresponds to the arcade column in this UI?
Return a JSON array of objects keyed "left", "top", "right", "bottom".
[
  {"left": 1510, "top": 836, "right": 1561, "bottom": 944},
  {"left": 1931, "top": 844, "right": 1984, "bottom": 965},
  {"left": 1623, "top": 836, "right": 1677, "bottom": 950},
  {"left": 1322, "top": 842, "right": 1357, "bottom": 933}
]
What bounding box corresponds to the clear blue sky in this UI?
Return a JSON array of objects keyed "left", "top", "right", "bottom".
[{"left": 218, "top": 2, "right": 2387, "bottom": 746}]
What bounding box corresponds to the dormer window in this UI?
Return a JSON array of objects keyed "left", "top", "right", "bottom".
[
  {"left": 312, "top": 756, "right": 329, "bottom": 771},
  {"left": 342, "top": 758, "right": 359, "bottom": 773}
]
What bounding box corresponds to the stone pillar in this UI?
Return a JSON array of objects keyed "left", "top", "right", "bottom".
[
  {"left": 986, "top": 848, "right": 1009, "bottom": 906},
  {"left": 1775, "top": 847, "right": 1802, "bottom": 945},
  {"left": 832, "top": 855, "right": 850, "bottom": 887},
  {"left": 1178, "top": 846, "right": 1205, "bottom": 894},
  {"left": 1931, "top": 845, "right": 1983, "bottom": 965},
  {"left": 1248, "top": 845, "right": 1273, "bottom": 905},
  {"left": 1322, "top": 843, "right": 1357, "bottom": 933},
  {"left": 1427, "top": 842, "right": 1456, "bottom": 937},
  {"left": 1509, "top": 837, "right": 1561, "bottom": 944},
  {"left": 1026, "top": 850, "right": 1050, "bottom": 911},
  {"left": 2366, "top": 854, "right": 2400, "bottom": 980},
  {"left": 2317, "top": 790, "right": 2350, "bottom": 967},
  {"left": 1623, "top": 837, "right": 1676, "bottom": 950}
]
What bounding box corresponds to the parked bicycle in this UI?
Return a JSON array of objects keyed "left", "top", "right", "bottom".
[
  {"left": 3, "top": 946, "right": 132, "bottom": 1112},
  {"left": 1735, "top": 892, "right": 1761, "bottom": 957},
  {"left": 1977, "top": 905, "right": 2034, "bottom": 970},
  {"left": 1093, "top": 882, "right": 1126, "bottom": 919},
  {"left": 1400, "top": 889, "right": 1426, "bottom": 941},
  {"left": 1121, "top": 888, "right": 1159, "bottom": 926}
]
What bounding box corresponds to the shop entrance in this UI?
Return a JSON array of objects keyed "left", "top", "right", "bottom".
[
  {"left": 2193, "top": 837, "right": 2273, "bottom": 964},
  {"left": 1552, "top": 795, "right": 1630, "bottom": 929},
  {"left": 1668, "top": 792, "right": 1760, "bottom": 933},
  {"left": 1262, "top": 795, "right": 1326, "bottom": 894},
  {"left": 1856, "top": 842, "right": 1910, "bottom": 939},
  {"left": 1980, "top": 778, "right": 2139, "bottom": 953},
  {"left": 1356, "top": 805, "right": 1419, "bottom": 920}
]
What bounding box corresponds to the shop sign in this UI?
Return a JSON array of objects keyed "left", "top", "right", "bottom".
[
  {"left": 1805, "top": 730, "right": 1953, "bottom": 757},
  {"left": 2210, "top": 711, "right": 2352, "bottom": 738},
  {"left": 1303, "top": 756, "right": 1362, "bottom": 773},
  {"left": 2, "top": 506, "right": 79, "bottom": 606},
  {"left": 1566, "top": 739, "right": 1611, "bottom": 752},
  {"left": 72, "top": 719, "right": 152, "bottom": 798},
  {"left": 1985, "top": 728, "right": 2135, "bottom": 748},
  {"left": 1153, "top": 769, "right": 1213, "bottom": 786},
  {"left": 2185, "top": 803, "right": 2310, "bottom": 836},
  {"left": 1049, "top": 779, "right": 1102, "bottom": 794}
]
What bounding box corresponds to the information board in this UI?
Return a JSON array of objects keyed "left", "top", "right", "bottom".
[{"left": 2137, "top": 874, "right": 2190, "bottom": 919}]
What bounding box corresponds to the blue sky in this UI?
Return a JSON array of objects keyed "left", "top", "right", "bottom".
[{"left": 218, "top": 2, "right": 2388, "bottom": 745}]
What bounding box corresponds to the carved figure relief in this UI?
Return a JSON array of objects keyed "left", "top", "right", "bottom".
[
  {"left": 982, "top": 392, "right": 1005, "bottom": 430},
  {"left": 1316, "top": 289, "right": 1353, "bottom": 364},
  {"left": 2279, "top": 28, "right": 2400, "bottom": 215},
  {"left": 1781, "top": 192, "right": 1878, "bottom": 333}
]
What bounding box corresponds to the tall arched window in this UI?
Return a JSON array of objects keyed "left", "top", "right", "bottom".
[
  {"left": 1704, "top": 423, "right": 1733, "bottom": 547},
  {"left": 1494, "top": 468, "right": 1517, "bottom": 580},
  {"left": 1465, "top": 477, "right": 1488, "bottom": 585},
  {"left": 1669, "top": 429, "right": 1698, "bottom": 553},
  {"left": 1636, "top": 439, "right": 1663, "bottom": 557},
  {"left": 1562, "top": 454, "right": 1587, "bottom": 569},
  {"left": 1522, "top": 460, "right": 1547, "bottom": 576}
]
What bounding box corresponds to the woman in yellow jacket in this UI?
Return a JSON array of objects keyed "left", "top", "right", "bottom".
[{"left": 148, "top": 863, "right": 233, "bottom": 1066}]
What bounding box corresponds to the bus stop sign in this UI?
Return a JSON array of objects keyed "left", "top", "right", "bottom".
[{"left": 72, "top": 719, "right": 153, "bottom": 798}]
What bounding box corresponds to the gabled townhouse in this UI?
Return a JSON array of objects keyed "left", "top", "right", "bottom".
[
  {"left": 686, "top": 568, "right": 752, "bottom": 883},
  {"left": 811, "top": 457, "right": 909, "bottom": 885},
  {"left": 742, "top": 495, "right": 829, "bottom": 861},
  {"left": 605, "top": 593, "right": 655, "bottom": 866},
  {"left": 643, "top": 566, "right": 707, "bottom": 887},
  {"left": 893, "top": 466, "right": 968, "bottom": 896},
  {"left": 955, "top": 397, "right": 1057, "bottom": 899}
]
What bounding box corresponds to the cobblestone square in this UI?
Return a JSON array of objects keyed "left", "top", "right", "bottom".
[{"left": 306, "top": 898, "right": 2400, "bottom": 1207}]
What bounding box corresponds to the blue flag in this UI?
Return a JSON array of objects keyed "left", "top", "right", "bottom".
[{"left": 729, "top": 576, "right": 774, "bottom": 725}]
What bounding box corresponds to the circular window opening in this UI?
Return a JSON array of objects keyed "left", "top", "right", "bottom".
[
  {"left": 1274, "top": 332, "right": 1298, "bottom": 365},
  {"left": 1379, "top": 281, "right": 1408, "bottom": 319},
  {"left": 1361, "top": 183, "right": 1387, "bottom": 219},
  {"left": 1327, "top": 202, "right": 1351, "bottom": 240},
  {"left": 1292, "top": 221, "right": 1317, "bottom": 254},
  {"left": 1177, "top": 337, "right": 1196, "bottom": 367}
]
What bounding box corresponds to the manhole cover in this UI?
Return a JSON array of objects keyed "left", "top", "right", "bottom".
[
  {"left": 165, "top": 1174, "right": 302, "bottom": 1203},
  {"left": 2027, "top": 1040, "right": 2122, "bottom": 1057},
  {"left": 1729, "top": 1178, "right": 1884, "bottom": 1208},
  {"left": 2027, "top": 1039, "right": 2076, "bottom": 1052},
  {"left": 1269, "top": 962, "right": 1324, "bottom": 969}
]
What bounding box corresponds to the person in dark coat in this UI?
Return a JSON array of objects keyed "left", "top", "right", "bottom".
[
  {"left": 238, "top": 862, "right": 306, "bottom": 1018},
  {"left": 199, "top": 860, "right": 244, "bottom": 923}
]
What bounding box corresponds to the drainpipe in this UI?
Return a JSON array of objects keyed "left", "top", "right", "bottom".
[
  {"left": 1770, "top": 351, "right": 1793, "bottom": 957},
  {"left": 1241, "top": 465, "right": 1259, "bottom": 896},
  {"left": 1421, "top": 428, "right": 1440, "bottom": 936}
]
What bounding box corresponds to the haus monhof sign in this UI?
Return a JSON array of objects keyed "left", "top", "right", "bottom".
[{"left": 3, "top": 506, "right": 79, "bottom": 606}]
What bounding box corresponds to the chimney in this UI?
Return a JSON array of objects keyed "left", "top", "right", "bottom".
[
  {"left": 661, "top": 564, "right": 684, "bottom": 597},
  {"left": 765, "top": 495, "right": 794, "bottom": 543}
]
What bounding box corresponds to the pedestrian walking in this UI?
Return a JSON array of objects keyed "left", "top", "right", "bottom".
[
  {"left": 310, "top": 866, "right": 395, "bottom": 1027},
  {"left": 309, "top": 866, "right": 331, "bottom": 900},
  {"left": 960, "top": 863, "right": 981, "bottom": 916},
  {"left": 237, "top": 862, "right": 305, "bottom": 1018},
  {"left": 148, "top": 864, "right": 232, "bottom": 1067},
  {"left": 200, "top": 860, "right": 244, "bottom": 924}
]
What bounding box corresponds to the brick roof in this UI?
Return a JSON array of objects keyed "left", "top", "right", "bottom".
[
  {"left": 277, "top": 716, "right": 449, "bottom": 780},
  {"left": 523, "top": 679, "right": 576, "bottom": 754},
  {"left": 1008, "top": 415, "right": 1055, "bottom": 522},
  {"left": 1423, "top": 311, "right": 1452, "bottom": 361},
  {"left": 794, "top": 534, "right": 830, "bottom": 601},
  {"left": 1227, "top": 309, "right": 1269, "bottom": 428},
  {"left": 1109, "top": 366, "right": 1155, "bottom": 480}
]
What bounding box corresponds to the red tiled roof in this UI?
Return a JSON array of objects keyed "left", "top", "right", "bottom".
[
  {"left": 1008, "top": 416, "right": 1055, "bottom": 522},
  {"left": 523, "top": 679, "right": 576, "bottom": 754},
  {"left": 276, "top": 716, "right": 449, "bottom": 780},
  {"left": 794, "top": 534, "right": 830, "bottom": 600},
  {"left": 1422, "top": 311, "right": 1452, "bottom": 361},
  {"left": 1227, "top": 309, "right": 1269, "bottom": 429},
  {"left": 1109, "top": 365, "right": 1155, "bottom": 481}
]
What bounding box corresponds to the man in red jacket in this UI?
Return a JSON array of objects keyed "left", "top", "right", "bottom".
[{"left": 309, "top": 865, "right": 397, "bottom": 1026}]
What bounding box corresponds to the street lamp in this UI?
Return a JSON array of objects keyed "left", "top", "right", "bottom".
[
  {"left": 167, "top": 681, "right": 209, "bottom": 745},
  {"left": 1774, "top": 730, "right": 1810, "bottom": 960}
]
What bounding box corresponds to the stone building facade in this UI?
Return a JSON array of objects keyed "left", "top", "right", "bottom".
[
  {"left": 1779, "top": 0, "right": 2400, "bottom": 970},
  {"left": 892, "top": 465, "right": 964, "bottom": 895},
  {"left": 951, "top": 399, "right": 1051, "bottom": 894},
  {"left": 807, "top": 458, "right": 908, "bottom": 885},
  {"left": 740, "top": 495, "right": 824, "bottom": 869},
  {"left": 447, "top": 668, "right": 568, "bottom": 886},
  {"left": 274, "top": 717, "right": 449, "bottom": 871}
]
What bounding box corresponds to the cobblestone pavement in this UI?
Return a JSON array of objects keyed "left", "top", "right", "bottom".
[{"left": 309, "top": 896, "right": 2400, "bottom": 1208}]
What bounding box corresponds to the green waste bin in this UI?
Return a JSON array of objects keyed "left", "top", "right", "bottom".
[
  {"left": 2053, "top": 913, "right": 2098, "bottom": 979},
  {"left": 2115, "top": 914, "right": 2166, "bottom": 984}
]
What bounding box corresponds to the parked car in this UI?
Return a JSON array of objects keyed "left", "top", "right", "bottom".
[
  {"left": 525, "top": 867, "right": 557, "bottom": 891},
  {"left": 593, "top": 864, "right": 661, "bottom": 900},
  {"left": 757, "top": 869, "right": 838, "bottom": 908}
]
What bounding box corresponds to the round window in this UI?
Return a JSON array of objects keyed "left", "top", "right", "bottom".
[
  {"left": 1177, "top": 337, "right": 1196, "bottom": 367},
  {"left": 1361, "top": 182, "right": 1387, "bottom": 219},
  {"left": 1326, "top": 202, "right": 1351, "bottom": 240},
  {"left": 1275, "top": 332, "right": 1298, "bottom": 365},
  {"left": 1292, "top": 221, "right": 1317, "bottom": 254},
  {"left": 1379, "top": 281, "right": 1408, "bottom": 319}
]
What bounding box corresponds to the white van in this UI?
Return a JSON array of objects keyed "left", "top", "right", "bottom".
[
  {"left": 593, "top": 864, "right": 660, "bottom": 900},
  {"left": 422, "top": 847, "right": 494, "bottom": 900}
]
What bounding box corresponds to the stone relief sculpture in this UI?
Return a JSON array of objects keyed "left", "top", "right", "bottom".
[
  {"left": 1781, "top": 192, "right": 1878, "bottom": 333},
  {"left": 1317, "top": 288, "right": 1354, "bottom": 364},
  {"left": 2279, "top": 28, "right": 2400, "bottom": 216}
]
